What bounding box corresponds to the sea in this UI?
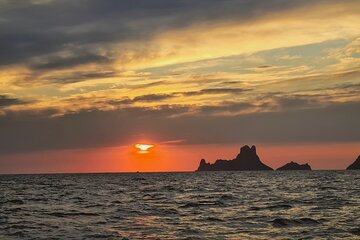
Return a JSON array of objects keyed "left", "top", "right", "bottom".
[{"left": 0, "top": 171, "right": 359, "bottom": 239}]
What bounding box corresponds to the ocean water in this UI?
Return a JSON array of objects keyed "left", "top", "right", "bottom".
[{"left": 1, "top": 171, "right": 359, "bottom": 239}]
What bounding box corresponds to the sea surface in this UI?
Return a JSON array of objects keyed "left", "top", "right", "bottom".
[{"left": 1, "top": 171, "right": 360, "bottom": 239}]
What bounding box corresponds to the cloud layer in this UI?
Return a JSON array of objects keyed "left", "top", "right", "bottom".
[{"left": 0, "top": 0, "right": 359, "bottom": 154}]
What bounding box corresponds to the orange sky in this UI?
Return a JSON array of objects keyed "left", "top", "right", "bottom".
[{"left": 0, "top": 143, "right": 358, "bottom": 174}]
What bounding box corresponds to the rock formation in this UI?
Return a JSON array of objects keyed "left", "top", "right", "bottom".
[
  {"left": 347, "top": 155, "right": 360, "bottom": 170},
  {"left": 196, "top": 145, "right": 273, "bottom": 171},
  {"left": 276, "top": 161, "right": 311, "bottom": 171}
]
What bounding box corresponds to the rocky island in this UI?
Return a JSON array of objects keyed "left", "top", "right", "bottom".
[
  {"left": 277, "top": 161, "right": 312, "bottom": 171},
  {"left": 347, "top": 155, "right": 360, "bottom": 170},
  {"left": 196, "top": 145, "right": 273, "bottom": 171}
]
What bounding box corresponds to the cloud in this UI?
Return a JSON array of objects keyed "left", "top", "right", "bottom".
[
  {"left": 1, "top": 0, "right": 356, "bottom": 70},
  {"left": 106, "top": 88, "right": 248, "bottom": 106},
  {"left": 29, "top": 50, "right": 112, "bottom": 71},
  {"left": 0, "top": 0, "right": 359, "bottom": 157},
  {"left": 0, "top": 101, "right": 359, "bottom": 155},
  {"left": 197, "top": 102, "right": 255, "bottom": 115},
  {"left": 106, "top": 94, "right": 176, "bottom": 105},
  {"left": 0, "top": 95, "right": 29, "bottom": 108},
  {"left": 182, "top": 88, "right": 248, "bottom": 96},
  {"left": 133, "top": 93, "right": 176, "bottom": 102},
  {"left": 257, "top": 65, "right": 273, "bottom": 69},
  {"left": 272, "top": 95, "right": 323, "bottom": 110},
  {"left": 18, "top": 70, "right": 118, "bottom": 86}
]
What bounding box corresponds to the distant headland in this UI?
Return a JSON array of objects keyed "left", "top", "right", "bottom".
[
  {"left": 347, "top": 155, "right": 360, "bottom": 170},
  {"left": 197, "top": 145, "right": 273, "bottom": 171},
  {"left": 277, "top": 161, "right": 311, "bottom": 171}
]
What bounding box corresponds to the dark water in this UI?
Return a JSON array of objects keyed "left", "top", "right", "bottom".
[{"left": 1, "top": 171, "right": 359, "bottom": 239}]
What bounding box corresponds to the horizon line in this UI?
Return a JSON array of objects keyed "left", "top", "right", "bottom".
[{"left": 0, "top": 169, "right": 355, "bottom": 176}]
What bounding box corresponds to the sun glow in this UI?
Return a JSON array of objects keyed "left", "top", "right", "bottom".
[{"left": 135, "top": 144, "right": 155, "bottom": 154}]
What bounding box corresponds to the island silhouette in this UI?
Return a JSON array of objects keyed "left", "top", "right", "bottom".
[
  {"left": 196, "top": 145, "right": 359, "bottom": 171},
  {"left": 197, "top": 145, "right": 273, "bottom": 171},
  {"left": 277, "top": 161, "right": 312, "bottom": 171},
  {"left": 347, "top": 155, "right": 360, "bottom": 170}
]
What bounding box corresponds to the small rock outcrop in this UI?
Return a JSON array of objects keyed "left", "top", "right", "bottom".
[
  {"left": 276, "top": 161, "right": 312, "bottom": 171},
  {"left": 347, "top": 155, "right": 360, "bottom": 170},
  {"left": 196, "top": 145, "right": 273, "bottom": 171}
]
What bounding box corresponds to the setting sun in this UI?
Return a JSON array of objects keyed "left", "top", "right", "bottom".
[
  {"left": 135, "top": 144, "right": 154, "bottom": 151},
  {"left": 135, "top": 144, "right": 155, "bottom": 154}
]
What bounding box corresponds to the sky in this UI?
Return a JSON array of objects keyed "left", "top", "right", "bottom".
[{"left": 0, "top": 0, "right": 359, "bottom": 173}]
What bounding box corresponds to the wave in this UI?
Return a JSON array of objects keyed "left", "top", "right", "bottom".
[
  {"left": 219, "top": 194, "right": 236, "bottom": 200},
  {"left": 159, "top": 208, "right": 179, "bottom": 215},
  {"left": 205, "top": 217, "right": 224, "bottom": 222},
  {"left": 48, "top": 211, "right": 99, "bottom": 217},
  {"left": 272, "top": 218, "right": 320, "bottom": 227},
  {"left": 250, "top": 204, "right": 293, "bottom": 211},
  {"left": 180, "top": 200, "right": 225, "bottom": 208},
  {"left": 84, "top": 233, "right": 119, "bottom": 239},
  {"left": 350, "top": 228, "right": 360, "bottom": 236},
  {"left": 0, "top": 199, "right": 25, "bottom": 205}
]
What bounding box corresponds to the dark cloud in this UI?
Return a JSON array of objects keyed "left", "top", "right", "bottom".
[
  {"left": 270, "top": 70, "right": 360, "bottom": 90},
  {"left": 258, "top": 80, "right": 360, "bottom": 111},
  {"left": 0, "top": 95, "right": 29, "bottom": 108},
  {"left": 133, "top": 93, "right": 176, "bottom": 102},
  {"left": 334, "top": 83, "right": 360, "bottom": 94},
  {"left": 29, "top": 51, "right": 112, "bottom": 71},
  {"left": 2, "top": 108, "right": 61, "bottom": 119},
  {"left": 21, "top": 70, "right": 118, "bottom": 85},
  {"left": 107, "top": 94, "right": 176, "bottom": 105},
  {"left": 107, "top": 98, "right": 133, "bottom": 105},
  {"left": 128, "top": 81, "right": 167, "bottom": 90},
  {"left": 107, "top": 88, "right": 248, "bottom": 105},
  {"left": 197, "top": 102, "right": 254, "bottom": 114},
  {"left": 182, "top": 88, "right": 248, "bottom": 96},
  {"left": 0, "top": 0, "right": 333, "bottom": 71},
  {"left": 221, "top": 81, "right": 241, "bottom": 85},
  {"left": 48, "top": 71, "right": 117, "bottom": 84},
  {"left": 0, "top": 101, "right": 359, "bottom": 155},
  {"left": 274, "top": 95, "right": 323, "bottom": 110}
]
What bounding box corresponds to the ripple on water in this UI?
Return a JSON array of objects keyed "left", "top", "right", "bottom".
[
  {"left": 250, "top": 204, "right": 293, "bottom": 211},
  {"left": 0, "top": 171, "right": 359, "bottom": 239},
  {"left": 350, "top": 228, "right": 360, "bottom": 236},
  {"left": 272, "top": 217, "right": 320, "bottom": 227},
  {"left": 47, "top": 211, "right": 99, "bottom": 217}
]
